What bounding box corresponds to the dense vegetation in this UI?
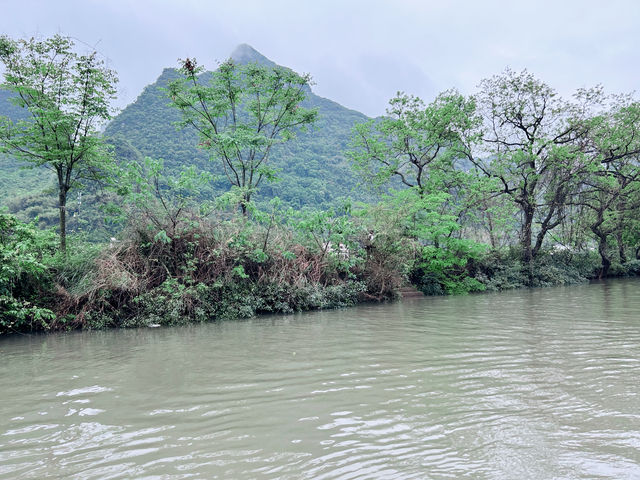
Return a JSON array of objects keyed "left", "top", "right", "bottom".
[
  {"left": 104, "top": 45, "right": 369, "bottom": 211},
  {"left": 0, "top": 35, "right": 117, "bottom": 252},
  {"left": 2, "top": 36, "right": 639, "bottom": 335}
]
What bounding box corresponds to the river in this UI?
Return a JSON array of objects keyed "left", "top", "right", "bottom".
[{"left": 1, "top": 279, "right": 639, "bottom": 479}]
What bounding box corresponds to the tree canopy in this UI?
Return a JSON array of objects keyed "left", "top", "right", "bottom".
[
  {"left": 167, "top": 58, "right": 317, "bottom": 213},
  {"left": 0, "top": 34, "right": 117, "bottom": 252}
]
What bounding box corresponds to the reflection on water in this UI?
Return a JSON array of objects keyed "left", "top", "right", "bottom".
[{"left": 1, "top": 279, "right": 640, "bottom": 479}]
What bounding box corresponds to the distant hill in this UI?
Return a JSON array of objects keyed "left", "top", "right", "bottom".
[
  {"left": 230, "top": 43, "right": 277, "bottom": 68},
  {"left": 0, "top": 89, "right": 32, "bottom": 121},
  {"left": 1, "top": 44, "right": 372, "bottom": 237},
  {"left": 0, "top": 89, "right": 55, "bottom": 205},
  {"left": 0, "top": 89, "right": 114, "bottom": 238},
  {"left": 104, "top": 44, "right": 371, "bottom": 209}
]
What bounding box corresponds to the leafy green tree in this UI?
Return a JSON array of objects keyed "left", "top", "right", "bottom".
[
  {"left": 348, "top": 89, "right": 491, "bottom": 237},
  {"left": 167, "top": 58, "right": 317, "bottom": 214},
  {"left": 469, "top": 69, "right": 598, "bottom": 266},
  {"left": 349, "top": 90, "right": 479, "bottom": 196},
  {"left": 110, "top": 156, "right": 213, "bottom": 239},
  {"left": 576, "top": 97, "right": 640, "bottom": 275},
  {"left": 102, "top": 60, "right": 367, "bottom": 212},
  {"left": 349, "top": 91, "right": 488, "bottom": 292},
  {"left": 0, "top": 34, "right": 117, "bottom": 252}
]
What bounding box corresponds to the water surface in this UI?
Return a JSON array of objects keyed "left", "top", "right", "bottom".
[{"left": 1, "top": 279, "right": 640, "bottom": 479}]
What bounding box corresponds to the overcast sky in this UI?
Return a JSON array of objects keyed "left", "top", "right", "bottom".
[{"left": 2, "top": 0, "right": 639, "bottom": 117}]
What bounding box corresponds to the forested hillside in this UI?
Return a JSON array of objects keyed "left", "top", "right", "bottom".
[
  {"left": 105, "top": 45, "right": 370, "bottom": 209},
  {"left": 1, "top": 44, "right": 371, "bottom": 235},
  {"left": 0, "top": 89, "right": 116, "bottom": 238},
  {"left": 0, "top": 90, "right": 48, "bottom": 204}
]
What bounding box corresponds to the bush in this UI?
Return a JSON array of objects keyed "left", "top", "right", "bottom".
[
  {"left": 623, "top": 259, "right": 640, "bottom": 276},
  {"left": 409, "top": 240, "right": 487, "bottom": 295},
  {"left": 0, "top": 213, "right": 57, "bottom": 333},
  {"left": 51, "top": 211, "right": 373, "bottom": 329},
  {"left": 472, "top": 248, "right": 601, "bottom": 292},
  {"left": 473, "top": 252, "right": 528, "bottom": 292}
]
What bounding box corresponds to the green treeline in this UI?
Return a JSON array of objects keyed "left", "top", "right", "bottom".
[{"left": 1, "top": 35, "right": 640, "bottom": 335}]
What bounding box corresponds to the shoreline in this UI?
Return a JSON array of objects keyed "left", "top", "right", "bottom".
[{"left": 3, "top": 265, "right": 637, "bottom": 338}]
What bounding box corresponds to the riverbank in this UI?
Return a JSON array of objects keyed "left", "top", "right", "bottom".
[
  {"left": 3, "top": 211, "right": 639, "bottom": 335},
  {"left": 1, "top": 211, "right": 399, "bottom": 334}
]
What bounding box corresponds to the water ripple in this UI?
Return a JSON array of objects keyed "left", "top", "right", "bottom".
[{"left": 1, "top": 279, "right": 640, "bottom": 478}]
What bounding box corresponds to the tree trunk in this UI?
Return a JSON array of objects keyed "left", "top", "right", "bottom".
[
  {"left": 58, "top": 189, "right": 67, "bottom": 254},
  {"left": 521, "top": 205, "right": 535, "bottom": 278},
  {"left": 239, "top": 192, "right": 251, "bottom": 216},
  {"left": 484, "top": 205, "right": 497, "bottom": 248},
  {"left": 591, "top": 213, "right": 610, "bottom": 278},
  {"left": 597, "top": 235, "right": 611, "bottom": 278}
]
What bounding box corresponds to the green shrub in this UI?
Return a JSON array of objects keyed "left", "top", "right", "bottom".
[
  {"left": 623, "top": 259, "right": 640, "bottom": 276},
  {"left": 473, "top": 248, "right": 601, "bottom": 292},
  {"left": 410, "top": 240, "right": 486, "bottom": 295},
  {"left": 0, "top": 213, "right": 57, "bottom": 333}
]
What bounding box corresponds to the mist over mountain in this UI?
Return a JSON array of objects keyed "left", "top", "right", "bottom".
[{"left": 230, "top": 43, "right": 277, "bottom": 67}]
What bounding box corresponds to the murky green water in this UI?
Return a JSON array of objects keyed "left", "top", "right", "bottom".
[{"left": 1, "top": 279, "right": 640, "bottom": 479}]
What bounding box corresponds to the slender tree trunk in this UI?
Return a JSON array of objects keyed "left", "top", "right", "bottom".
[
  {"left": 597, "top": 235, "right": 611, "bottom": 278},
  {"left": 484, "top": 205, "right": 497, "bottom": 248},
  {"left": 591, "top": 214, "right": 609, "bottom": 278},
  {"left": 58, "top": 189, "right": 67, "bottom": 254},
  {"left": 521, "top": 204, "right": 535, "bottom": 266},
  {"left": 239, "top": 192, "right": 251, "bottom": 216},
  {"left": 532, "top": 230, "right": 546, "bottom": 260},
  {"left": 532, "top": 210, "right": 555, "bottom": 259}
]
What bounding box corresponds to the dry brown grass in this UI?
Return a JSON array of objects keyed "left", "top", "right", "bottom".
[{"left": 51, "top": 213, "right": 375, "bottom": 327}]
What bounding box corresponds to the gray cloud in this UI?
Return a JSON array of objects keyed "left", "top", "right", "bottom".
[{"left": 1, "top": 0, "right": 639, "bottom": 117}]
